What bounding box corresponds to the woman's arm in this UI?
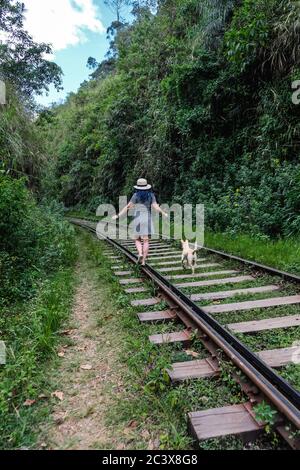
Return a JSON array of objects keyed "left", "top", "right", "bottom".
[
  {"left": 112, "top": 202, "right": 134, "bottom": 220},
  {"left": 152, "top": 202, "right": 168, "bottom": 218}
]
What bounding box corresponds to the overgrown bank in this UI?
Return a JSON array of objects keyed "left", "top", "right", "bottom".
[
  {"left": 0, "top": 175, "right": 76, "bottom": 306},
  {"left": 0, "top": 175, "right": 77, "bottom": 449},
  {"left": 0, "top": 4, "right": 77, "bottom": 446},
  {"left": 0, "top": 266, "right": 76, "bottom": 449}
]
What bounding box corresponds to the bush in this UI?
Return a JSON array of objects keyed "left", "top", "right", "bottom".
[
  {"left": 0, "top": 175, "right": 77, "bottom": 305},
  {"left": 0, "top": 267, "right": 75, "bottom": 449}
]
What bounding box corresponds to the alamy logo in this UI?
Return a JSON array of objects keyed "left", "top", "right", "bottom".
[
  {"left": 0, "top": 341, "right": 6, "bottom": 365},
  {"left": 292, "top": 80, "right": 300, "bottom": 105},
  {"left": 96, "top": 197, "right": 205, "bottom": 245},
  {"left": 0, "top": 80, "right": 6, "bottom": 105}
]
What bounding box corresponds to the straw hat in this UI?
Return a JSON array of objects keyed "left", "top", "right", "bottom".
[{"left": 134, "top": 178, "right": 152, "bottom": 190}]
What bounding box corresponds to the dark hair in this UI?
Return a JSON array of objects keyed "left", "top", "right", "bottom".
[{"left": 134, "top": 190, "right": 153, "bottom": 204}]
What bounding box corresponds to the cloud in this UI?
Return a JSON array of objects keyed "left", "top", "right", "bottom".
[{"left": 23, "top": 0, "right": 105, "bottom": 53}]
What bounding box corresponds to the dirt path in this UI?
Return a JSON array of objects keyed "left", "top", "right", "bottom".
[{"left": 40, "top": 245, "right": 124, "bottom": 450}]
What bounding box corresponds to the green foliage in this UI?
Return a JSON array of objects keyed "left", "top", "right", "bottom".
[
  {"left": 0, "top": 86, "right": 46, "bottom": 187},
  {"left": 205, "top": 230, "right": 300, "bottom": 274},
  {"left": 225, "top": 0, "right": 300, "bottom": 75},
  {"left": 0, "top": 175, "right": 77, "bottom": 305},
  {"left": 39, "top": 0, "right": 300, "bottom": 238},
  {"left": 0, "top": 3, "right": 77, "bottom": 449},
  {"left": 0, "top": 267, "right": 75, "bottom": 449},
  {"left": 254, "top": 401, "right": 278, "bottom": 433},
  {"left": 0, "top": 0, "right": 62, "bottom": 98},
  {"left": 225, "top": 0, "right": 275, "bottom": 72}
]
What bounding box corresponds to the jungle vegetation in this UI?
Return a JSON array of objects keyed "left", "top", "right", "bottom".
[
  {"left": 0, "top": 1, "right": 77, "bottom": 447},
  {"left": 1, "top": 0, "right": 300, "bottom": 302},
  {"left": 38, "top": 0, "right": 300, "bottom": 238},
  {"left": 0, "top": 0, "right": 300, "bottom": 449},
  {"left": 0, "top": 0, "right": 74, "bottom": 306}
]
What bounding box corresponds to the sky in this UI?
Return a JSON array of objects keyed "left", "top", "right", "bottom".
[{"left": 22, "top": 0, "right": 132, "bottom": 106}]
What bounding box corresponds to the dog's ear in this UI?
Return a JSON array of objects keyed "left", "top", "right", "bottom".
[{"left": 193, "top": 241, "right": 198, "bottom": 254}]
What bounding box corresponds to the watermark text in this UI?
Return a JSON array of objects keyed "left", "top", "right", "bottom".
[
  {"left": 292, "top": 80, "right": 300, "bottom": 105},
  {"left": 0, "top": 341, "right": 6, "bottom": 365},
  {"left": 0, "top": 80, "right": 6, "bottom": 105},
  {"left": 96, "top": 197, "right": 204, "bottom": 245}
]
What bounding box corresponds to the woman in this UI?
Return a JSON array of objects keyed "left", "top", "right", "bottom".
[{"left": 113, "top": 178, "right": 167, "bottom": 265}]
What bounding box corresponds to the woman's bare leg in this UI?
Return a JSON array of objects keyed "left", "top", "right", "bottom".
[
  {"left": 135, "top": 237, "right": 143, "bottom": 256},
  {"left": 142, "top": 237, "right": 149, "bottom": 265}
]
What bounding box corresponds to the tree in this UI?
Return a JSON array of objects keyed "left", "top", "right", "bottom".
[
  {"left": 86, "top": 57, "right": 99, "bottom": 70},
  {"left": 130, "top": 0, "right": 158, "bottom": 18},
  {"left": 0, "top": 0, "right": 62, "bottom": 98},
  {"left": 88, "top": 58, "right": 116, "bottom": 80},
  {"left": 198, "top": 0, "right": 241, "bottom": 50},
  {"left": 106, "top": 20, "right": 129, "bottom": 59},
  {"left": 104, "top": 0, "right": 130, "bottom": 22}
]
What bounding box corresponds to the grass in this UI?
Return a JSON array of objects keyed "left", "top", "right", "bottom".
[
  {"left": 0, "top": 266, "right": 77, "bottom": 449},
  {"left": 205, "top": 232, "right": 300, "bottom": 275}
]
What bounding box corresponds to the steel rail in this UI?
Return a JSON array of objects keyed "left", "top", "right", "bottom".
[
  {"left": 70, "top": 218, "right": 300, "bottom": 431},
  {"left": 69, "top": 217, "right": 300, "bottom": 283},
  {"left": 120, "top": 226, "right": 300, "bottom": 283},
  {"left": 200, "top": 247, "right": 300, "bottom": 284}
]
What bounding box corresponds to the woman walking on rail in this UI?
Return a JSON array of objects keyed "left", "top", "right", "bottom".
[{"left": 112, "top": 178, "right": 168, "bottom": 265}]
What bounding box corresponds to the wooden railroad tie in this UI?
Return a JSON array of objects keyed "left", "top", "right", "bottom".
[
  {"left": 151, "top": 261, "right": 219, "bottom": 268},
  {"left": 188, "top": 403, "right": 265, "bottom": 442},
  {"left": 114, "top": 271, "right": 133, "bottom": 276},
  {"left": 174, "top": 275, "right": 253, "bottom": 288},
  {"left": 147, "top": 252, "right": 183, "bottom": 258},
  {"left": 167, "top": 346, "right": 300, "bottom": 382},
  {"left": 204, "top": 295, "right": 300, "bottom": 315},
  {"left": 191, "top": 285, "right": 279, "bottom": 301},
  {"left": 149, "top": 330, "right": 191, "bottom": 346},
  {"left": 165, "top": 269, "right": 238, "bottom": 277},
  {"left": 125, "top": 287, "right": 149, "bottom": 294},
  {"left": 228, "top": 314, "right": 300, "bottom": 333},
  {"left": 138, "top": 310, "right": 177, "bottom": 322},
  {"left": 131, "top": 298, "right": 160, "bottom": 307},
  {"left": 119, "top": 278, "right": 143, "bottom": 285}
]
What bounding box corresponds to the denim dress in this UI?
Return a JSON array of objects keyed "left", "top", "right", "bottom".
[{"left": 130, "top": 192, "right": 157, "bottom": 237}]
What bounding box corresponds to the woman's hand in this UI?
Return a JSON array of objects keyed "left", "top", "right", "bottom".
[{"left": 112, "top": 215, "right": 119, "bottom": 221}]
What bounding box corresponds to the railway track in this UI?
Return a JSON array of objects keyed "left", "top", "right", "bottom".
[{"left": 70, "top": 218, "right": 300, "bottom": 449}]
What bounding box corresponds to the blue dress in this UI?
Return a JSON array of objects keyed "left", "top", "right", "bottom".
[{"left": 130, "top": 192, "right": 157, "bottom": 237}]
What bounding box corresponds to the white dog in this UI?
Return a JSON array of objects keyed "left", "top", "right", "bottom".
[{"left": 181, "top": 240, "right": 198, "bottom": 275}]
